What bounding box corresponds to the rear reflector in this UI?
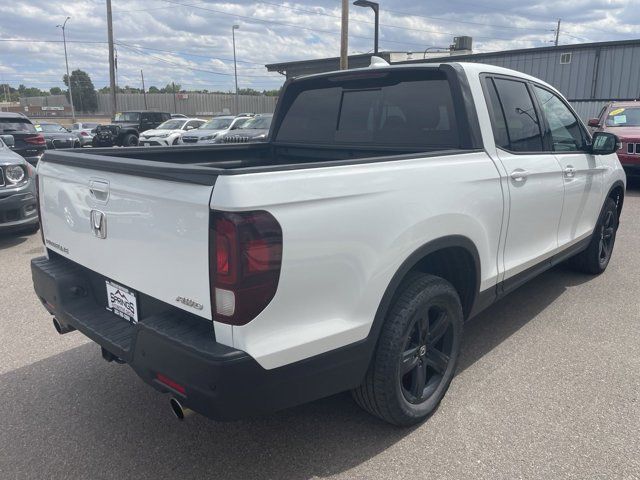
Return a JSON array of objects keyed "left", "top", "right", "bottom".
[
  {"left": 156, "top": 373, "right": 186, "bottom": 395},
  {"left": 210, "top": 210, "right": 282, "bottom": 326}
]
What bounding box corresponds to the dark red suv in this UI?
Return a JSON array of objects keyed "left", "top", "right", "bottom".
[{"left": 589, "top": 102, "right": 640, "bottom": 175}]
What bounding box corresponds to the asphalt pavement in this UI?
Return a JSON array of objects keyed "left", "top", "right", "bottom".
[{"left": 1, "top": 184, "right": 639, "bottom": 480}]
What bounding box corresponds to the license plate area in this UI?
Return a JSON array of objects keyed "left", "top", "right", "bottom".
[{"left": 105, "top": 280, "right": 139, "bottom": 324}]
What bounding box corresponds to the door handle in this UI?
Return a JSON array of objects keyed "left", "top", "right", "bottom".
[
  {"left": 564, "top": 165, "right": 576, "bottom": 179},
  {"left": 510, "top": 169, "right": 529, "bottom": 182}
]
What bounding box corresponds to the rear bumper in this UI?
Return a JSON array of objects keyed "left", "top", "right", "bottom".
[
  {"left": 31, "top": 254, "right": 369, "bottom": 420},
  {"left": 0, "top": 189, "right": 38, "bottom": 230}
]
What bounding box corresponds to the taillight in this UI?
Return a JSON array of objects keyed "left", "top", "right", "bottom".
[
  {"left": 80, "top": 131, "right": 89, "bottom": 136},
  {"left": 25, "top": 134, "right": 46, "bottom": 145},
  {"left": 210, "top": 210, "right": 282, "bottom": 326}
]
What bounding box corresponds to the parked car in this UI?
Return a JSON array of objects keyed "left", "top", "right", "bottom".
[
  {"left": 32, "top": 62, "right": 625, "bottom": 426},
  {"left": 71, "top": 122, "right": 99, "bottom": 147},
  {"left": 34, "top": 122, "right": 80, "bottom": 149},
  {"left": 179, "top": 115, "right": 253, "bottom": 144},
  {"left": 589, "top": 102, "right": 640, "bottom": 175},
  {"left": 0, "top": 112, "right": 45, "bottom": 165},
  {"left": 214, "top": 114, "right": 273, "bottom": 143},
  {"left": 171, "top": 113, "right": 188, "bottom": 119},
  {"left": 0, "top": 134, "right": 38, "bottom": 234},
  {"left": 139, "top": 118, "right": 206, "bottom": 147},
  {"left": 92, "top": 111, "right": 171, "bottom": 147}
]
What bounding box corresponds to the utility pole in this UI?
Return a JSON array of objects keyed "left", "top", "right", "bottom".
[
  {"left": 340, "top": 0, "right": 349, "bottom": 69},
  {"left": 172, "top": 81, "right": 177, "bottom": 113},
  {"left": 57, "top": 17, "right": 76, "bottom": 122},
  {"left": 106, "top": 0, "right": 117, "bottom": 115},
  {"left": 140, "top": 70, "right": 147, "bottom": 109},
  {"left": 232, "top": 25, "right": 239, "bottom": 114},
  {"left": 554, "top": 19, "right": 561, "bottom": 47}
]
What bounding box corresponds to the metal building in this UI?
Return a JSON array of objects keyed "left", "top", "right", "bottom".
[{"left": 266, "top": 38, "right": 640, "bottom": 120}]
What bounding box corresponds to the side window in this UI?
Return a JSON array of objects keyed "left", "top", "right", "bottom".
[
  {"left": 533, "top": 85, "right": 588, "bottom": 152},
  {"left": 72, "top": 123, "right": 80, "bottom": 130},
  {"left": 484, "top": 79, "right": 510, "bottom": 149},
  {"left": 140, "top": 114, "right": 150, "bottom": 123},
  {"left": 492, "top": 78, "right": 544, "bottom": 152}
]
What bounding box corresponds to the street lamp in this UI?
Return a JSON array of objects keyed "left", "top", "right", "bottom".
[
  {"left": 56, "top": 16, "right": 76, "bottom": 122},
  {"left": 353, "top": 0, "right": 379, "bottom": 55},
  {"left": 232, "top": 24, "right": 239, "bottom": 114}
]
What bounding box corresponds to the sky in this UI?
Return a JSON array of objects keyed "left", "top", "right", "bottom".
[{"left": 1, "top": 0, "right": 639, "bottom": 93}]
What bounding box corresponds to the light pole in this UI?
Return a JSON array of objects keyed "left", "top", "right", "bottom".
[
  {"left": 56, "top": 16, "right": 76, "bottom": 122},
  {"left": 232, "top": 24, "right": 239, "bottom": 114},
  {"left": 353, "top": 0, "right": 379, "bottom": 55}
]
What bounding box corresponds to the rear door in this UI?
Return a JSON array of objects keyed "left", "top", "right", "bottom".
[
  {"left": 38, "top": 158, "right": 215, "bottom": 319},
  {"left": 531, "top": 85, "right": 604, "bottom": 247},
  {"left": 484, "top": 76, "right": 564, "bottom": 284}
]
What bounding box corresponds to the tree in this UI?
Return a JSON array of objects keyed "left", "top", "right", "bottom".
[
  {"left": 49, "top": 87, "right": 63, "bottom": 95},
  {"left": 148, "top": 86, "right": 160, "bottom": 93},
  {"left": 63, "top": 69, "right": 98, "bottom": 112}
]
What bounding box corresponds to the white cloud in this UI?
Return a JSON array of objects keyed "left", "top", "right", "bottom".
[{"left": 0, "top": 0, "right": 638, "bottom": 92}]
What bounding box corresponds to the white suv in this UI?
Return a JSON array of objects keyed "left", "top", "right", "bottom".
[{"left": 139, "top": 118, "right": 205, "bottom": 146}]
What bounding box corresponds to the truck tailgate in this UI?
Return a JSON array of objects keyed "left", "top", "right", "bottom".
[{"left": 37, "top": 159, "right": 214, "bottom": 319}]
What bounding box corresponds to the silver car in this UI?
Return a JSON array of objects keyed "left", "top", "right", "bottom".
[
  {"left": 71, "top": 122, "right": 99, "bottom": 147},
  {"left": 179, "top": 115, "right": 253, "bottom": 145}
]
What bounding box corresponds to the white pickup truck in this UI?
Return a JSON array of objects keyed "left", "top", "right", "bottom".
[{"left": 32, "top": 62, "right": 625, "bottom": 426}]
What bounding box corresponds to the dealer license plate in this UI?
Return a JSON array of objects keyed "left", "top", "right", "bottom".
[{"left": 105, "top": 280, "right": 139, "bottom": 323}]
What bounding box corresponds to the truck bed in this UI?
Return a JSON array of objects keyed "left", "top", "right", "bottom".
[{"left": 41, "top": 143, "right": 469, "bottom": 186}]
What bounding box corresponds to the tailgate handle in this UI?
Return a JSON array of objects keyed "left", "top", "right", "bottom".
[{"left": 89, "top": 180, "right": 110, "bottom": 203}]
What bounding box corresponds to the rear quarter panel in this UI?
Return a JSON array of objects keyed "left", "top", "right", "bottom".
[{"left": 211, "top": 151, "right": 504, "bottom": 369}]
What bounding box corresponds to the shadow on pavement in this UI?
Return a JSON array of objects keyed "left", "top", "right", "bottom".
[
  {"left": 0, "top": 263, "right": 592, "bottom": 480},
  {"left": 0, "top": 232, "right": 30, "bottom": 250}
]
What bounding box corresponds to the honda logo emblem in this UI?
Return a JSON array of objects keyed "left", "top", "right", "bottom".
[{"left": 90, "top": 210, "right": 107, "bottom": 239}]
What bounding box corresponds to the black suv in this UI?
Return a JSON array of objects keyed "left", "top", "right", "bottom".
[
  {"left": 93, "top": 111, "right": 171, "bottom": 147},
  {"left": 0, "top": 112, "right": 46, "bottom": 165}
]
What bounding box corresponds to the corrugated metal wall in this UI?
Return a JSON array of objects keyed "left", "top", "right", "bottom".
[
  {"left": 96, "top": 93, "right": 278, "bottom": 116},
  {"left": 451, "top": 41, "right": 640, "bottom": 101},
  {"left": 20, "top": 92, "right": 278, "bottom": 115}
]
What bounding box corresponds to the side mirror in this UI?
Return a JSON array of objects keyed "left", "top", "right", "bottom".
[
  {"left": 185, "top": 125, "right": 194, "bottom": 130},
  {"left": 591, "top": 132, "right": 620, "bottom": 155},
  {"left": 0, "top": 134, "right": 15, "bottom": 147},
  {"left": 587, "top": 118, "right": 600, "bottom": 128}
]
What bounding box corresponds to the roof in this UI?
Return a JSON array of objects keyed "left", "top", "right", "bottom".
[
  {"left": 0, "top": 111, "right": 29, "bottom": 119},
  {"left": 405, "top": 38, "right": 640, "bottom": 64}
]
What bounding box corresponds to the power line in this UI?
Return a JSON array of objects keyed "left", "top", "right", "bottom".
[{"left": 155, "top": 0, "right": 436, "bottom": 49}]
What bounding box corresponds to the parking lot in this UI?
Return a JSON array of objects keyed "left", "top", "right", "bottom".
[{"left": 0, "top": 183, "right": 638, "bottom": 480}]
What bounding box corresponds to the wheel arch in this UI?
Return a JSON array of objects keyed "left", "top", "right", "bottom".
[{"left": 369, "top": 235, "right": 481, "bottom": 346}]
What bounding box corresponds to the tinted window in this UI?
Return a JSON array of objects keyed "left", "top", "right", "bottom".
[
  {"left": 0, "top": 118, "right": 36, "bottom": 133},
  {"left": 485, "top": 79, "right": 510, "bottom": 149},
  {"left": 492, "top": 78, "right": 543, "bottom": 152},
  {"left": 533, "top": 86, "right": 587, "bottom": 152},
  {"left": 277, "top": 72, "right": 460, "bottom": 149}
]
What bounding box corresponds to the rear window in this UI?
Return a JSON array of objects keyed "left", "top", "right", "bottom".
[
  {"left": 0, "top": 118, "right": 36, "bottom": 134},
  {"left": 276, "top": 70, "right": 460, "bottom": 149}
]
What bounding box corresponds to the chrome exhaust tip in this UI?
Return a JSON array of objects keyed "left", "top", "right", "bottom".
[
  {"left": 52, "top": 317, "right": 75, "bottom": 335},
  {"left": 169, "top": 397, "right": 193, "bottom": 420}
]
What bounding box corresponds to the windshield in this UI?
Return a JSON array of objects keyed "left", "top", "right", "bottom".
[
  {"left": 36, "top": 124, "right": 67, "bottom": 133},
  {"left": 157, "top": 119, "right": 186, "bottom": 130},
  {"left": 202, "top": 118, "right": 233, "bottom": 130},
  {"left": 606, "top": 107, "right": 640, "bottom": 127},
  {"left": 241, "top": 116, "right": 273, "bottom": 129},
  {"left": 114, "top": 112, "right": 140, "bottom": 122},
  {"left": 0, "top": 118, "right": 36, "bottom": 133},
  {"left": 231, "top": 118, "right": 251, "bottom": 130}
]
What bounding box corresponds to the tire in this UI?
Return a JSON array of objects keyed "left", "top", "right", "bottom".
[
  {"left": 73, "top": 141, "right": 81, "bottom": 148},
  {"left": 352, "top": 273, "right": 463, "bottom": 426},
  {"left": 569, "top": 197, "right": 619, "bottom": 275},
  {"left": 121, "top": 133, "right": 138, "bottom": 147}
]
